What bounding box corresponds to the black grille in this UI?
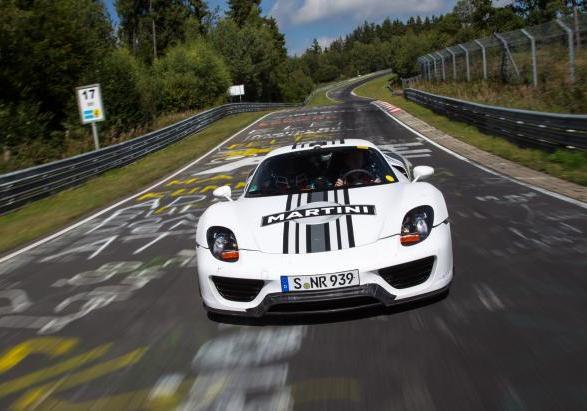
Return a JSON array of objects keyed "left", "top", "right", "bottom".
[
  {"left": 211, "top": 276, "right": 264, "bottom": 302},
  {"left": 378, "top": 257, "right": 435, "bottom": 289},
  {"left": 267, "top": 297, "right": 380, "bottom": 313}
]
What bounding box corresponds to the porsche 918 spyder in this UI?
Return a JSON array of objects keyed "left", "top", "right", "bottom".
[{"left": 195, "top": 139, "right": 453, "bottom": 316}]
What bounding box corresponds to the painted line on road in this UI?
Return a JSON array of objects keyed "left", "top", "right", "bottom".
[
  {"left": 0, "top": 111, "right": 277, "bottom": 265},
  {"left": 372, "top": 102, "right": 587, "bottom": 209}
]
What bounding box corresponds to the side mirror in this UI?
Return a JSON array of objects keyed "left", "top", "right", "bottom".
[
  {"left": 412, "top": 166, "right": 434, "bottom": 182},
  {"left": 213, "top": 185, "right": 232, "bottom": 201}
]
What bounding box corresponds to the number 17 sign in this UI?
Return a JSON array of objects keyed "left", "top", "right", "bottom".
[{"left": 76, "top": 84, "right": 105, "bottom": 124}]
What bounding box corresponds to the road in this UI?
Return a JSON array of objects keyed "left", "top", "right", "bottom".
[{"left": 0, "top": 75, "right": 586, "bottom": 411}]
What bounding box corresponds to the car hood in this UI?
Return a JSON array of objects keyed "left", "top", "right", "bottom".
[{"left": 197, "top": 182, "right": 448, "bottom": 255}]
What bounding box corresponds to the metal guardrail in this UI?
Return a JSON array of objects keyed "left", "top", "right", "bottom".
[
  {"left": 404, "top": 88, "right": 587, "bottom": 150},
  {"left": 0, "top": 102, "right": 296, "bottom": 214}
]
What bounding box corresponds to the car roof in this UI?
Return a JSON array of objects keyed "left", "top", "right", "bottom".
[{"left": 265, "top": 139, "right": 377, "bottom": 158}]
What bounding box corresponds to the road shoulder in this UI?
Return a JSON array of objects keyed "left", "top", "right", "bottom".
[{"left": 372, "top": 100, "right": 587, "bottom": 204}]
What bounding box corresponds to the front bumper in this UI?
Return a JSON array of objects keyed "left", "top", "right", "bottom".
[
  {"left": 197, "top": 222, "right": 453, "bottom": 315},
  {"left": 204, "top": 283, "right": 450, "bottom": 317}
]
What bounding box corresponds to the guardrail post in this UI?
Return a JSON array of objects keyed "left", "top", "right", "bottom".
[
  {"left": 447, "top": 48, "right": 457, "bottom": 80},
  {"left": 457, "top": 44, "right": 470, "bottom": 82},
  {"left": 473, "top": 39, "right": 487, "bottom": 80},
  {"left": 556, "top": 19, "right": 576, "bottom": 84},
  {"left": 436, "top": 51, "right": 446, "bottom": 81},
  {"left": 520, "top": 29, "right": 538, "bottom": 87}
]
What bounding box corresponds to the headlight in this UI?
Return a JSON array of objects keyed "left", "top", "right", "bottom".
[
  {"left": 206, "top": 226, "right": 239, "bottom": 262},
  {"left": 400, "top": 206, "right": 434, "bottom": 246}
]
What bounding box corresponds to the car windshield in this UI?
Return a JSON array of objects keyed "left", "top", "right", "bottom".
[{"left": 246, "top": 146, "right": 396, "bottom": 197}]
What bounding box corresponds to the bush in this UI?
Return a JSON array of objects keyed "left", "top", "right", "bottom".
[
  {"left": 155, "top": 42, "right": 231, "bottom": 112},
  {"left": 96, "top": 48, "right": 152, "bottom": 135}
]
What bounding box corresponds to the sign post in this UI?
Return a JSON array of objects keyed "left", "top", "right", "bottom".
[
  {"left": 228, "top": 84, "right": 245, "bottom": 102},
  {"left": 76, "top": 84, "right": 105, "bottom": 150}
]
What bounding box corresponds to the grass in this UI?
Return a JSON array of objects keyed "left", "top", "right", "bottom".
[
  {"left": 0, "top": 111, "right": 270, "bottom": 254},
  {"left": 306, "top": 84, "right": 342, "bottom": 107},
  {"left": 354, "top": 75, "right": 587, "bottom": 186},
  {"left": 416, "top": 80, "right": 587, "bottom": 114},
  {"left": 306, "top": 89, "right": 340, "bottom": 106}
]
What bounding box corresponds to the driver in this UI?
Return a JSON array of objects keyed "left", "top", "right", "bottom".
[{"left": 334, "top": 150, "right": 381, "bottom": 187}]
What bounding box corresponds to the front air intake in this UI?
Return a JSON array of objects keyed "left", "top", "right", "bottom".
[
  {"left": 211, "top": 276, "right": 264, "bottom": 302},
  {"left": 378, "top": 257, "right": 435, "bottom": 289}
]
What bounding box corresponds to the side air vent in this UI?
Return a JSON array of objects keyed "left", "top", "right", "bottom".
[
  {"left": 211, "top": 276, "right": 264, "bottom": 302},
  {"left": 378, "top": 257, "right": 435, "bottom": 289}
]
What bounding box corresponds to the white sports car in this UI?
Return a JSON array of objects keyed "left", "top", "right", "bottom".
[{"left": 195, "top": 139, "right": 453, "bottom": 316}]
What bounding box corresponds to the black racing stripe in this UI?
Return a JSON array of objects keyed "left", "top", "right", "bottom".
[
  {"left": 305, "top": 191, "right": 313, "bottom": 253},
  {"left": 323, "top": 221, "right": 331, "bottom": 251},
  {"left": 295, "top": 193, "right": 302, "bottom": 253},
  {"left": 283, "top": 194, "right": 293, "bottom": 253},
  {"left": 343, "top": 188, "right": 355, "bottom": 247},
  {"left": 334, "top": 189, "right": 342, "bottom": 249},
  {"left": 322, "top": 190, "right": 331, "bottom": 251}
]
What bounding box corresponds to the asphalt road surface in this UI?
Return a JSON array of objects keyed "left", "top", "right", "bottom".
[{"left": 1, "top": 75, "right": 586, "bottom": 411}]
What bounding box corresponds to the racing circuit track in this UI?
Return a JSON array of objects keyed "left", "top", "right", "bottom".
[{"left": 0, "top": 74, "right": 586, "bottom": 411}]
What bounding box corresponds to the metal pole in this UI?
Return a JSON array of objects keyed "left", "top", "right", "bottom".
[
  {"left": 447, "top": 48, "right": 457, "bottom": 80},
  {"left": 494, "top": 32, "right": 520, "bottom": 79},
  {"left": 91, "top": 122, "right": 100, "bottom": 150},
  {"left": 436, "top": 51, "right": 445, "bottom": 81},
  {"left": 573, "top": 0, "right": 581, "bottom": 50},
  {"left": 521, "top": 29, "right": 537, "bottom": 87},
  {"left": 150, "top": 0, "right": 157, "bottom": 60},
  {"left": 428, "top": 54, "right": 438, "bottom": 80},
  {"left": 474, "top": 39, "right": 487, "bottom": 80},
  {"left": 556, "top": 19, "right": 576, "bottom": 84},
  {"left": 458, "top": 44, "right": 470, "bottom": 82},
  {"left": 428, "top": 54, "right": 437, "bottom": 80}
]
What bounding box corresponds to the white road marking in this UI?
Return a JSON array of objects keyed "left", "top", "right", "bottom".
[
  {"left": 133, "top": 233, "right": 169, "bottom": 255},
  {"left": 404, "top": 154, "right": 432, "bottom": 159},
  {"left": 0, "top": 112, "right": 276, "bottom": 265},
  {"left": 149, "top": 373, "right": 185, "bottom": 400}
]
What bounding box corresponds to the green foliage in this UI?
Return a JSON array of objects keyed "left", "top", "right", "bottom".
[
  {"left": 95, "top": 49, "right": 152, "bottom": 135},
  {"left": 116, "top": 0, "right": 209, "bottom": 63},
  {"left": 154, "top": 41, "right": 231, "bottom": 112},
  {"left": 0, "top": 103, "right": 53, "bottom": 168},
  {"left": 227, "top": 0, "right": 262, "bottom": 27},
  {"left": 0, "top": 0, "right": 113, "bottom": 129},
  {"left": 210, "top": 18, "right": 290, "bottom": 102}
]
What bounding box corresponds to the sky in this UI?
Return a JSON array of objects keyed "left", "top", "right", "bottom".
[{"left": 104, "top": 0, "right": 457, "bottom": 56}]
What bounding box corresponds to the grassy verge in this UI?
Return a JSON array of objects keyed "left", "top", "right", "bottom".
[
  {"left": 306, "top": 84, "right": 342, "bottom": 107},
  {"left": 0, "top": 111, "right": 270, "bottom": 254},
  {"left": 354, "top": 75, "right": 587, "bottom": 186},
  {"left": 306, "top": 90, "right": 340, "bottom": 106},
  {"left": 416, "top": 80, "right": 586, "bottom": 114}
]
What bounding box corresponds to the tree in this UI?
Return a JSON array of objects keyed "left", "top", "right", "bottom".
[
  {"left": 0, "top": 0, "right": 113, "bottom": 131},
  {"left": 116, "top": 0, "right": 210, "bottom": 62},
  {"left": 155, "top": 41, "right": 231, "bottom": 111},
  {"left": 227, "top": 0, "right": 261, "bottom": 27}
]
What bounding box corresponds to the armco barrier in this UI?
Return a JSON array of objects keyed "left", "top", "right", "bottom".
[
  {"left": 403, "top": 88, "right": 587, "bottom": 150},
  {"left": 0, "top": 102, "right": 296, "bottom": 214}
]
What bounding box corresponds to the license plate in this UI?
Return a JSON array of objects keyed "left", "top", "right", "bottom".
[{"left": 281, "top": 270, "right": 359, "bottom": 292}]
